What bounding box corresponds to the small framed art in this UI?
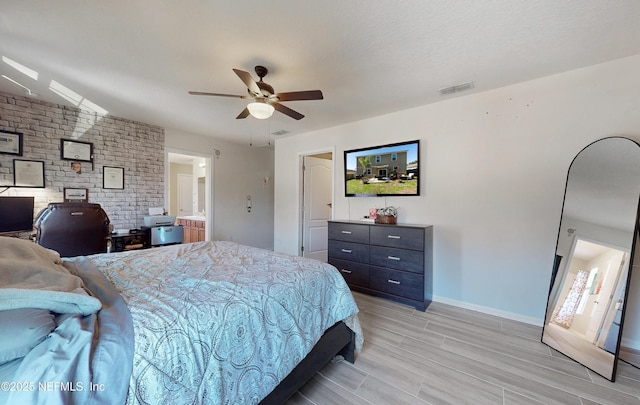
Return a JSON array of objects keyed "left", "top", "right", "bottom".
[
  {"left": 0, "top": 130, "right": 23, "bottom": 156},
  {"left": 63, "top": 187, "right": 89, "bottom": 202},
  {"left": 103, "top": 166, "right": 124, "bottom": 189},
  {"left": 13, "top": 159, "right": 45, "bottom": 188},
  {"left": 61, "top": 139, "right": 93, "bottom": 162}
]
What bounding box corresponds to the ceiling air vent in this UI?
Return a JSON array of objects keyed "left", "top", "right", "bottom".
[
  {"left": 271, "top": 130, "right": 290, "bottom": 136},
  {"left": 439, "top": 81, "right": 474, "bottom": 96}
]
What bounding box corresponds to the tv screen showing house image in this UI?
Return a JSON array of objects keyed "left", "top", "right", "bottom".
[{"left": 344, "top": 140, "right": 419, "bottom": 197}]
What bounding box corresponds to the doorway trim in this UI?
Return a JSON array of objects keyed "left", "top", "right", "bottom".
[
  {"left": 562, "top": 234, "right": 630, "bottom": 343},
  {"left": 165, "top": 148, "right": 214, "bottom": 241},
  {"left": 298, "top": 147, "right": 335, "bottom": 257}
]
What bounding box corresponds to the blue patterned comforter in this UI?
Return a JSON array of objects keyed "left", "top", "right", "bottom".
[{"left": 78, "top": 241, "right": 362, "bottom": 404}]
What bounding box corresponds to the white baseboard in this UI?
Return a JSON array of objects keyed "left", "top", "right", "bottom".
[
  {"left": 432, "top": 295, "right": 544, "bottom": 327},
  {"left": 620, "top": 337, "right": 640, "bottom": 350},
  {"left": 431, "top": 297, "right": 640, "bottom": 352}
]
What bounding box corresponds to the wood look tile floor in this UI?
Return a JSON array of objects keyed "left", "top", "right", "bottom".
[{"left": 286, "top": 292, "right": 640, "bottom": 405}]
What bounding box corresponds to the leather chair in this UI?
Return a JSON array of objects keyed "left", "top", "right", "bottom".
[{"left": 34, "top": 202, "right": 110, "bottom": 257}]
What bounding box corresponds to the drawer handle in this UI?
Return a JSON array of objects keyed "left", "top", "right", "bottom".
[
  {"left": 341, "top": 249, "right": 352, "bottom": 253},
  {"left": 341, "top": 230, "right": 352, "bottom": 234},
  {"left": 387, "top": 235, "right": 401, "bottom": 239},
  {"left": 387, "top": 256, "right": 401, "bottom": 261},
  {"left": 388, "top": 279, "right": 401, "bottom": 285},
  {"left": 341, "top": 269, "right": 352, "bottom": 274}
]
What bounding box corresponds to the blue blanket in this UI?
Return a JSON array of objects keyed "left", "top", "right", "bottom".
[
  {"left": 77, "top": 241, "right": 362, "bottom": 404},
  {"left": 1, "top": 241, "right": 362, "bottom": 404},
  {"left": 0, "top": 254, "right": 133, "bottom": 405}
]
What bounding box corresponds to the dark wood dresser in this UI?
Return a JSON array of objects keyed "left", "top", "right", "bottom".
[{"left": 328, "top": 220, "right": 433, "bottom": 311}]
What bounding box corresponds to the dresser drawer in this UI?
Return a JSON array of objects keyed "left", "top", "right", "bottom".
[
  {"left": 370, "top": 226, "right": 424, "bottom": 251},
  {"left": 370, "top": 266, "right": 423, "bottom": 301},
  {"left": 328, "top": 258, "right": 369, "bottom": 287},
  {"left": 328, "top": 222, "right": 370, "bottom": 244},
  {"left": 328, "top": 240, "right": 369, "bottom": 263},
  {"left": 370, "top": 246, "right": 424, "bottom": 274}
]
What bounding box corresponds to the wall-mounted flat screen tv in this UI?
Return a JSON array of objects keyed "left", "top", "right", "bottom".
[
  {"left": 344, "top": 140, "right": 420, "bottom": 197},
  {"left": 0, "top": 196, "right": 35, "bottom": 233}
]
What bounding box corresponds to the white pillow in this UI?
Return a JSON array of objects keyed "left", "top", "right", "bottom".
[{"left": 0, "top": 309, "right": 55, "bottom": 364}]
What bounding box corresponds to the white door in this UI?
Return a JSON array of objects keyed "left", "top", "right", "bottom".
[
  {"left": 177, "top": 174, "right": 194, "bottom": 217},
  {"left": 586, "top": 249, "right": 626, "bottom": 343},
  {"left": 302, "top": 155, "right": 332, "bottom": 261}
]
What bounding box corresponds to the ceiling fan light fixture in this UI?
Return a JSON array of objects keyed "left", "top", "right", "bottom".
[
  {"left": 247, "top": 101, "right": 275, "bottom": 119},
  {"left": 189, "top": 66, "right": 322, "bottom": 120}
]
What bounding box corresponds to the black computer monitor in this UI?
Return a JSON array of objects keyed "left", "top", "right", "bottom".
[{"left": 0, "top": 196, "right": 35, "bottom": 233}]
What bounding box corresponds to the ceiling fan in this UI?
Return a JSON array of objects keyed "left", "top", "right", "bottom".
[{"left": 189, "top": 65, "right": 323, "bottom": 120}]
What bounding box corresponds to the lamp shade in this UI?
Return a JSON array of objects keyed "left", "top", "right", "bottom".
[{"left": 247, "top": 102, "right": 275, "bottom": 119}]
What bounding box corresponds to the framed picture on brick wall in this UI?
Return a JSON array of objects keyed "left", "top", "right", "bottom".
[
  {"left": 103, "top": 166, "right": 124, "bottom": 189},
  {"left": 0, "top": 130, "right": 23, "bottom": 156},
  {"left": 64, "top": 187, "right": 89, "bottom": 202},
  {"left": 13, "top": 159, "right": 45, "bottom": 188},
  {"left": 61, "top": 139, "right": 93, "bottom": 162}
]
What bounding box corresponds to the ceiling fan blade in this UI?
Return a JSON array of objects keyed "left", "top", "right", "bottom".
[
  {"left": 232, "top": 69, "right": 262, "bottom": 97},
  {"left": 188, "top": 91, "right": 251, "bottom": 99},
  {"left": 275, "top": 90, "right": 324, "bottom": 102},
  {"left": 273, "top": 102, "right": 304, "bottom": 120},
  {"left": 236, "top": 108, "right": 250, "bottom": 119}
]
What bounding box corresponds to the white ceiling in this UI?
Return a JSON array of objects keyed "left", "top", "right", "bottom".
[
  {"left": 573, "top": 239, "right": 616, "bottom": 262},
  {"left": 1, "top": 1, "right": 640, "bottom": 144}
]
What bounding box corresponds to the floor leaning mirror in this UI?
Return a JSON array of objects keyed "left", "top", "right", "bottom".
[{"left": 542, "top": 136, "right": 640, "bottom": 382}]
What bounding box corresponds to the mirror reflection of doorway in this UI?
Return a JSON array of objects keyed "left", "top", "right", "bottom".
[
  {"left": 542, "top": 137, "right": 640, "bottom": 381},
  {"left": 543, "top": 238, "right": 629, "bottom": 378}
]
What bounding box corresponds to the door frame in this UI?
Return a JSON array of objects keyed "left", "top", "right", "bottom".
[
  {"left": 564, "top": 234, "right": 629, "bottom": 343},
  {"left": 165, "top": 148, "right": 214, "bottom": 241},
  {"left": 298, "top": 147, "right": 335, "bottom": 257}
]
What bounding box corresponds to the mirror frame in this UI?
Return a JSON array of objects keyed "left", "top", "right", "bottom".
[{"left": 542, "top": 136, "right": 640, "bottom": 382}]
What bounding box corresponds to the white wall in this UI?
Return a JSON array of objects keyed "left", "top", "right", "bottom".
[
  {"left": 165, "top": 129, "right": 274, "bottom": 250},
  {"left": 274, "top": 54, "right": 640, "bottom": 326}
]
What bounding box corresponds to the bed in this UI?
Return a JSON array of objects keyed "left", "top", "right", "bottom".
[{"left": 0, "top": 237, "right": 363, "bottom": 404}]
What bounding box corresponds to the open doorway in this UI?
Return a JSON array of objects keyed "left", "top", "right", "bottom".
[
  {"left": 543, "top": 237, "right": 629, "bottom": 378},
  {"left": 299, "top": 151, "right": 333, "bottom": 261},
  {"left": 166, "top": 149, "right": 213, "bottom": 241}
]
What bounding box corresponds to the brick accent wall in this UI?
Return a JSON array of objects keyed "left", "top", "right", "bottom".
[{"left": 0, "top": 92, "right": 164, "bottom": 230}]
